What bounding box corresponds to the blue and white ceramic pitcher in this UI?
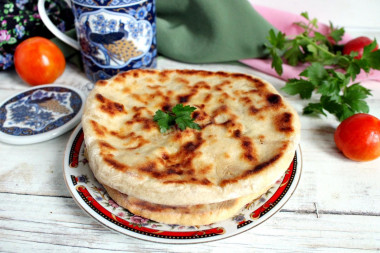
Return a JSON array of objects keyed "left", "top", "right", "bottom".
[{"left": 38, "top": 0, "right": 157, "bottom": 83}]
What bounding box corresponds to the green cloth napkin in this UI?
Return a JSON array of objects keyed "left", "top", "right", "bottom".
[
  {"left": 56, "top": 0, "right": 275, "bottom": 67},
  {"left": 156, "top": 0, "right": 275, "bottom": 63}
]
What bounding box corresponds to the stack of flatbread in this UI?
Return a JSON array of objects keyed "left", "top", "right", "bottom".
[{"left": 82, "top": 69, "right": 300, "bottom": 226}]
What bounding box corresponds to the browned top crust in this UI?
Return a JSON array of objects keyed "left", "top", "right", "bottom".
[{"left": 82, "top": 69, "right": 300, "bottom": 206}]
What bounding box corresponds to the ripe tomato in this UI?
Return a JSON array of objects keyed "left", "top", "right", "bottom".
[
  {"left": 14, "top": 37, "right": 66, "bottom": 86},
  {"left": 334, "top": 113, "right": 380, "bottom": 161},
  {"left": 342, "top": 36, "right": 378, "bottom": 59}
]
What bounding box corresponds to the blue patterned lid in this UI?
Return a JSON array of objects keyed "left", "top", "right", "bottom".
[{"left": 0, "top": 85, "right": 85, "bottom": 145}]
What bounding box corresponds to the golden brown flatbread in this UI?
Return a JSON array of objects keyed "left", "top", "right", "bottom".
[{"left": 82, "top": 69, "right": 300, "bottom": 220}]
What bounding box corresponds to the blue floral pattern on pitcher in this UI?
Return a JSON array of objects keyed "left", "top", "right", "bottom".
[
  {"left": 77, "top": 10, "right": 153, "bottom": 68},
  {"left": 71, "top": 0, "right": 156, "bottom": 82},
  {"left": 72, "top": 0, "right": 145, "bottom": 7}
]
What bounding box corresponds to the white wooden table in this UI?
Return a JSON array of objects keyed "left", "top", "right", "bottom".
[{"left": 0, "top": 56, "right": 379, "bottom": 252}]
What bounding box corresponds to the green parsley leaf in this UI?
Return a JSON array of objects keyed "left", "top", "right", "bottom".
[
  {"left": 343, "top": 83, "right": 372, "bottom": 102},
  {"left": 172, "top": 104, "right": 197, "bottom": 116},
  {"left": 300, "top": 62, "right": 328, "bottom": 86},
  {"left": 175, "top": 117, "right": 201, "bottom": 131},
  {"left": 153, "top": 110, "right": 175, "bottom": 133},
  {"left": 282, "top": 79, "right": 314, "bottom": 99},
  {"left": 266, "top": 29, "right": 286, "bottom": 75},
  {"left": 271, "top": 52, "right": 284, "bottom": 75},
  {"left": 153, "top": 104, "right": 200, "bottom": 133},
  {"left": 283, "top": 40, "right": 304, "bottom": 66},
  {"left": 300, "top": 12, "right": 310, "bottom": 20},
  {"left": 346, "top": 60, "right": 361, "bottom": 80},
  {"left": 328, "top": 23, "right": 345, "bottom": 43},
  {"left": 303, "top": 103, "right": 326, "bottom": 116},
  {"left": 366, "top": 47, "right": 380, "bottom": 69},
  {"left": 343, "top": 83, "right": 371, "bottom": 114}
]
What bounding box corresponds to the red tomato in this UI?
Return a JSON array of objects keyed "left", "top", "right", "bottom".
[
  {"left": 14, "top": 37, "right": 66, "bottom": 86},
  {"left": 334, "top": 113, "right": 380, "bottom": 161},
  {"left": 343, "top": 36, "right": 378, "bottom": 59}
]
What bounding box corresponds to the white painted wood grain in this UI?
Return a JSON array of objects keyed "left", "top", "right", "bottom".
[{"left": 0, "top": 194, "right": 379, "bottom": 252}]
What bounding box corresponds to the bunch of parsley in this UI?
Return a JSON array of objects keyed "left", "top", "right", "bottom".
[{"left": 265, "top": 12, "right": 380, "bottom": 121}]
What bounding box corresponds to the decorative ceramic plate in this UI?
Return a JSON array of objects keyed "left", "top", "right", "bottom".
[
  {"left": 63, "top": 124, "right": 302, "bottom": 244},
  {"left": 0, "top": 85, "right": 85, "bottom": 145}
]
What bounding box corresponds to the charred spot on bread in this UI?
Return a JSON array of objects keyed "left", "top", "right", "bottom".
[
  {"left": 267, "top": 93, "right": 282, "bottom": 106},
  {"left": 90, "top": 120, "right": 107, "bottom": 137},
  {"left": 275, "top": 112, "right": 294, "bottom": 133},
  {"left": 103, "top": 156, "right": 129, "bottom": 172},
  {"left": 95, "top": 93, "right": 126, "bottom": 116}
]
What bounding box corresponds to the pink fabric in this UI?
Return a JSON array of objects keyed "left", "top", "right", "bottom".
[{"left": 240, "top": 4, "right": 380, "bottom": 82}]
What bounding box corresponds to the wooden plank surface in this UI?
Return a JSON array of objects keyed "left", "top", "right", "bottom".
[{"left": 1, "top": 193, "right": 379, "bottom": 252}]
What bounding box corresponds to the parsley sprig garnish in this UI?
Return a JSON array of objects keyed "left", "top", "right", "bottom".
[
  {"left": 153, "top": 104, "right": 201, "bottom": 133},
  {"left": 265, "top": 12, "right": 380, "bottom": 121}
]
